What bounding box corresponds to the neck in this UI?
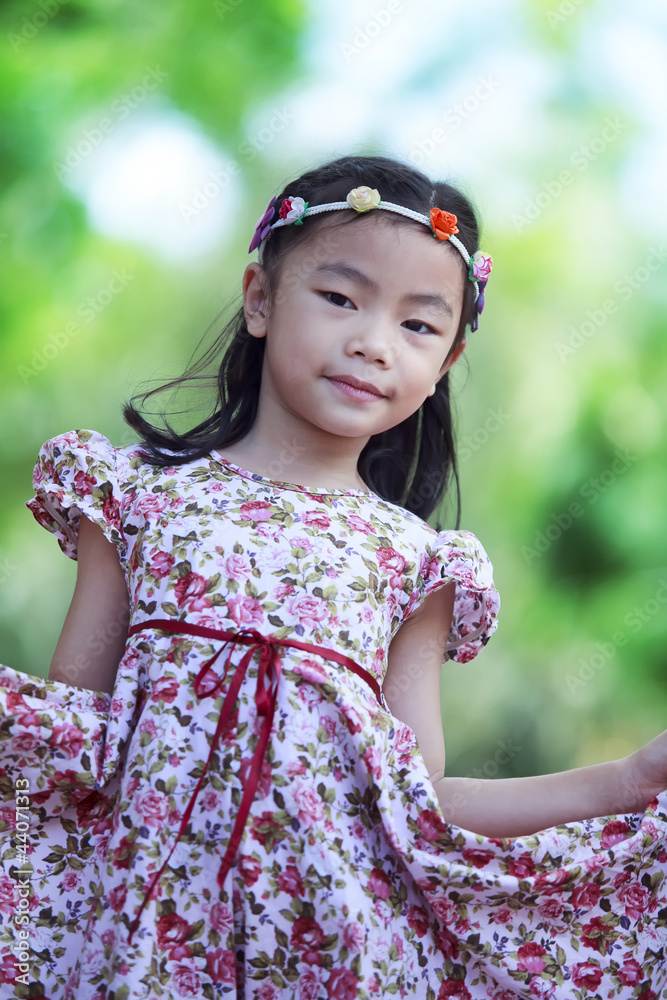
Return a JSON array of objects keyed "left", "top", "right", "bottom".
[{"left": 212, "top": 438, "right": 372, "bottom": 492}]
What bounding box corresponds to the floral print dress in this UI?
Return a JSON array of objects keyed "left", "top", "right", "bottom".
[{"left": 0, "top": 428, "right": 666, "bottom": 1000}]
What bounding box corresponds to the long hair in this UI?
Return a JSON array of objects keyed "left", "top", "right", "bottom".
[{"left": 122, "top": 153, "right": 483, "bottom": 528}]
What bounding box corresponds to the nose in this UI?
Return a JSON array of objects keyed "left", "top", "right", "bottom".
[{"left": 345, "top": 313, "right": 400, "bottom": 366}]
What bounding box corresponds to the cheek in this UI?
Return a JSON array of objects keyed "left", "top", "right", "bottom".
[
  {"left": 266, "top": 329, "right": 320, "bottom": 385},
  {"left": 389, "top": 365, "right": 437, "bottom": 406}
]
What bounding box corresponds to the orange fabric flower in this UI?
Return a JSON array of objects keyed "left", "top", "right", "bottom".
[{"left": 429, "top": 209, "right": 459, "bottom": 241}]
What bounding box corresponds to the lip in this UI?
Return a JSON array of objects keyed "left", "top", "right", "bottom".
[{"left": 327, "top": 375, "right": 385, "bottom": 397}]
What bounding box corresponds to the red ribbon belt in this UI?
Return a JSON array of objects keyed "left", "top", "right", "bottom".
[{"left": 125, "top": 617, "right": 387, "bottom": 941}]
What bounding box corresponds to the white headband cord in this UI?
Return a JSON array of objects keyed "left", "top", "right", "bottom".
[{"left": 248, "top": 185, "right": 493, "bottom": 330}]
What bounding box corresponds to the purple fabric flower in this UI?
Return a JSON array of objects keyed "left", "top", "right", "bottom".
[
  {"left": 248, "top": 196, "right": 277, "bottom": 253},
  {"left": 470, "top": 278, "right": 488, "bottom": 332}
]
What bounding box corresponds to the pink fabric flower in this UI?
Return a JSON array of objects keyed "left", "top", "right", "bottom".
[
  {"left": 376, "top": 546, "right": 407, "bottom": 588},
  {"left": 367, "top": 867, "right": 392, "bottom": 900},
  {"left": 239, "top": 499, "right": 273, "bottom": 522},
  {"left": 617, "top": 880, "right": 652, "bottom": 919},
  {"left": 149, "top": 549, "right": 173, "bottom": 580},
  {"left": 617, "top": 957, "right": 644, "bottom": 987},
  {"left": 174, "top": 570, "right": 210, "bottom": 611},
  {"left": 286, "top": 593, "right": 329, "bottom": 630},
  {"left": 469, "top": 251, "right": 493, "bottom": 281},
  {"left": 571, "top": 881, "right": 601, "bottom": 909},
  {"left": 207, "top": 902, "right": 233, "bottom": 933},
  {"left": 49, "top": 723, "right": 85, "bottom": 760},
  {"left": 516, "top": 942, "right": 547, "bottom": 974},
  {"left": 277, "top": 864, "right": 304, "bottom": 898},
  {"left": 290, "top": 916, "right": 325, "bottom": 965},
  {"left": 600, "top": 819, "right": 631, "bottom": 848},
  {"left": 290, "top": 779, "right": 325, "bottom": 824},
  {"left": 571, "top": 961, "right": 603, "bottom": 991},
  {"left": 226, "top": 592, "right": 264, "bottom": 629},
  {"left": 134, "top": 788, "right": 170, "bottom": 828}
]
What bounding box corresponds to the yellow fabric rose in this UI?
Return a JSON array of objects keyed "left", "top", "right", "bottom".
[{"left": 346, "top": 187, "right": 381, "bottom": 213}]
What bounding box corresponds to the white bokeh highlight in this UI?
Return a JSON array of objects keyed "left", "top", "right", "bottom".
[
  {"left": 61, "top": 104, "right": 242, "bottom": 264},
  {"left": 60, "top": 0, "right": 666, "bottom": 259}
]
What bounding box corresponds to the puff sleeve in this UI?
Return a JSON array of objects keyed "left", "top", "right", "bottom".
[
  {"left": 419, "top": 529, "right": 500, "bottom": 663},
  {"left": 25, "top": 428, "right": 128, "bottom": 563}
]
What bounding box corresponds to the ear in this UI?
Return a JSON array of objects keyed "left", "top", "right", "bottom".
[
  {"left": 426, "top": 339, "right": 467, "bottom": 397},
  {"left": 242, "top": 263, "right": 268, "bottom": 338},
  {"left": 443, "top": 338, "right": 467, "bottom": 371}
]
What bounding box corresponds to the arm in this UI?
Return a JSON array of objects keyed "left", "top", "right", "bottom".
[
  {"left": 383, "top": 586, "right": 645, "bottom": 839},
  {"left": 430, "top": 762, "right": 631, "bottom": 839},
  {"left": 48, "top": 513, "right": 130, "bottom": 694},
  {"left": 383, "top": 582, "right": 455, "bottom": 780}
]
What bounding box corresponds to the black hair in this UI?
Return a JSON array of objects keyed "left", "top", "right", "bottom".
[{"left": 122, "top": 153, "right": 483, "bottom": 528}]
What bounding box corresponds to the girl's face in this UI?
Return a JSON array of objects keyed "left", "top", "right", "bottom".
[{"left": 242, "top": 212, "right": 468, "bottom": 451}]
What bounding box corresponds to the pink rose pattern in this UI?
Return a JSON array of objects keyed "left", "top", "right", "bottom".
[{"left": 0, "top": 428, "right": 662, "bottom": 998}]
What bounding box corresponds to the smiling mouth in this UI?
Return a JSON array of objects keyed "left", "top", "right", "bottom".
[{"left": 326, "top": 378, "right": 386, "bottom": 401}]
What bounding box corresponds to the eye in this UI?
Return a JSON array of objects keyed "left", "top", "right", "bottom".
[
  {"left": 321, "top": 291, "right": 353, "bottom": 308},
  {"left": 321, "top": 291, "right": 437, "bottom": 335},
  {"left": 403, "top": 320, "right": 438, "bottom": 336}
]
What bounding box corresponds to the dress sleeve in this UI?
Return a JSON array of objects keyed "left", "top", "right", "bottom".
[
  {"left": 25, "top": 428, "right": 127, "bottom": 563},
  {"left": 419, "top": 528, "right": 500, "bottom": 664}
]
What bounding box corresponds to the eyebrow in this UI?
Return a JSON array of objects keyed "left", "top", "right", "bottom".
[{"left": 311, "top": 262, "right": 454, "bottom": 319}]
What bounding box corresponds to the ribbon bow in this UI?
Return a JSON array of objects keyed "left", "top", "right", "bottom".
[{"left": 124, "top": 618, "right": 387, "bottom": 942}]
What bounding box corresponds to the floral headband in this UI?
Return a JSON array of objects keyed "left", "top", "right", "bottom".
[{"left": 248, "top": 185, "right": 493, "bottom": 331}]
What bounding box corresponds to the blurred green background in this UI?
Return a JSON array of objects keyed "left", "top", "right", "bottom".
[{"left": 1, "top": 0, "right": 665, "bottom": 782}]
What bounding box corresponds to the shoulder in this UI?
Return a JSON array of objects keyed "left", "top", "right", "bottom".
[
  {"left": 369, "top": 496, "right": 495, "bottom": 590},
  {"left": 26, "top": 428, "right": 151, "bottom": 563},
  {"left": 33, "top": 428, "right": 166, "bottom": 488},
  {"left": 421, "top": 527, "right": 497, "bottom": 591},
  {"left": 33, "top": 428, "right": 124, "bottom": 483},
  {"left": 361, "top": 494, "right": 442, "bottom": 563},
  {"left": 389, "top": 515, "right": 501, "bottom": 665}
]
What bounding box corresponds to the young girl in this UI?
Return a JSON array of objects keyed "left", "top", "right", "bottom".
[{"left": 1, "top": 153, "right": 665, "bottom": 1000}]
